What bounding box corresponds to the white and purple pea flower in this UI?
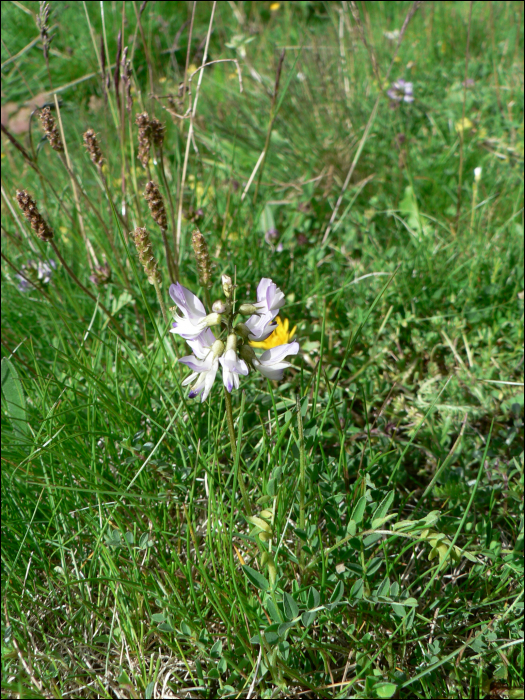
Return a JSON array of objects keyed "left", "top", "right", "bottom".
[
  {"left": 387, "top": 79, "right": 414, "bottom": 103},
  {"left": 169, "top": 278, "right": 299, "bottom": 402}
]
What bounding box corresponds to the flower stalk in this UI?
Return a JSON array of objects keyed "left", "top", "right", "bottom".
[{"left": 225, "top": 388, "right": 252, "bottom": 515}]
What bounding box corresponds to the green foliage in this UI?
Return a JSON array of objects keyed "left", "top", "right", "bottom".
[{"left": 1, "top": 1, "right": 524, "bottom": 698}]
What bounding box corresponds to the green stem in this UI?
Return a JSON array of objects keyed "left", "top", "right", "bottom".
[
  {"left": 297, "top": 394, "right": 306, "bottom": 571},
  {"left": 153, "top": 278, "right": 169, "bottom": 326},
  {"left": 224, "top": 388, "right": 251, "bottom": 515},
  {"left": 297, "top": 395, "right": 306, "bottom": 531}
]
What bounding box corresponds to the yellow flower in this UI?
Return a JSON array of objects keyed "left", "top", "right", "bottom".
[
  {"left": 270, "top": 2, "right": 281, "bottom": 10},
  {"left": 455, "top": 117, "right": 473, "bottom": 134},
  {"left": 250, "top": 316, "right": 296, "bottom": 350}
]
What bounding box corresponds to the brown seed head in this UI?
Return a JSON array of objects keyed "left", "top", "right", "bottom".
[
  {"left": 149, "top": 117, "right": 165, "bottom": 148},
  {"left": 39, "top": 106, "right": 63, "bottom": 152},
  {"left": 144, "top": 181, "right": 167, "bottom": 230},
  {"left": 131, "top": 226, "right": 161, "bottom": 285},
  {"left": 83, "top": 129, "right": 104, "bottom": 167},
  {"left": 16, "top": 189, "right": 54, "bottom": 242},
  {"left": 191, "top": 229, "right": 212, "bottom": 289},
  {"left": 135, "top": 112, "right": 152, "bottom": 168}
]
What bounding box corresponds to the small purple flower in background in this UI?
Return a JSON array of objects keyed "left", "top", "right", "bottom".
[
  {"left": 265, "top": 227, "right": 279, "bottom": 245},
  {"left": 387, "top": 79, "right": 414, "bottom": 103},
  {"left": 15, "top": 258, "right": 56, "bottom": 292},
  {"left": 265, "top": 227, "right": 284, "bottom": 253}
]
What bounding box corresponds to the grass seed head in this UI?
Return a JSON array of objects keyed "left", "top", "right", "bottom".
[
  {"left": 39, "top": 106, "right": 63, "bottom": 152},
  {"left": 36, "top": 1, "right": 52, "bottom": 61},
  {"left": 83, "top": 129, "right": 104, "bottom": 167},
  {"left": 144, "top": 181, "right": 167, "bottom": 230},
  {"left": 131, "top": 226, "right": 161, "bottom": 285},
  {"left": 135, "top": 112, "right": 152, "bottom": 168},
  {"left": 149, "top": 117, "right": 165, "bottom": 148},
  {"left": 192, "top": 229, "right": 212, "bottom": 289},
  {"left": 16, "top": 189, "right": 54, "bottom": 242}
]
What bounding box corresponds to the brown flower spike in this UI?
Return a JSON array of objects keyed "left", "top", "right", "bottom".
[
  {"left": 144, "top": 181, "right": 167, "bottom": 230},
  {"left": 149, "top": 117, "right": 165, "bottom": 148},
  {"left": 135, "top": 112, "right": 151, "bottom": 168},
  {"left": 16, "top": 190, "right": 54, "bottom": 242},
  {"left": 39, "top": 106, "right": 63, "bottom": 152},
  {"left": 191, "top": 229, "right": 212, "bottom": 289},
  {"left": 131, "top": 227, "right": 161, "bottom": 285},
  {"left": 83, "top": 129, "right": 104, "bottom": 167}
]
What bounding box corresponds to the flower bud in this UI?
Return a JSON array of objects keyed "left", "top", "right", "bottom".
[
  {"left": 211, "top": 339, "right": 225, "bottom": 359},
  {"left": 204, "top": 312, "right": 222, "bottom": 327},
  {"left": 222, "top": 274, "right": 233, "bottom": 298},
  {"left": 234, "top": 323, "right": 250, "bottom": 339},
  {"left": 474, "top": 167, "right": 482, "bottom": 182},
  {"left": 239, "top": 343, "right": 256, "bottom": 365},
  {"left": 212, "top": 299, "right": 230, "bottom": 314},
  {"left": 238, "top": 303, "right": 259, "bottom": 315}
]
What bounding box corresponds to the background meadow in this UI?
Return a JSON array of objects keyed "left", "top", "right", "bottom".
[{"left": 1, "top": 1, "right": 524, "bottom": 698}]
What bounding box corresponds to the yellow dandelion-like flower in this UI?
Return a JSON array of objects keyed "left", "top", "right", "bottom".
[
  {"left": 250, "top": 316, "right": 296, "bottom": 350},
  {"left": 270, "top": 3, "right": 281, "bottom": 11},
  {"left": 455, "top": 117, "right": 473, "bottom": 134}
]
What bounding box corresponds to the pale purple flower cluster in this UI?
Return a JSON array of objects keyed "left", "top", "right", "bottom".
[
  {"left": 169, "top": 277, "right": 299, "bottom": 402},
  {"left": 387, "top": 79, "right": 414, "bottom": 103},
  {"left": 16, "top": 259, "right": 56, "bottom": 292}
]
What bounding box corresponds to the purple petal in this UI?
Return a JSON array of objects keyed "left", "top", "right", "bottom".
[
  {"left": 169, "top": 282, "right": 206, "bottom": 319},
  {"left": 260, "top": 341, "right": 300, "bottom": 364}
]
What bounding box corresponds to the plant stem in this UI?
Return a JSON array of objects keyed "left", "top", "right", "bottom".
[
  {"left": 297, "top": 394, "right": 306, "bottom": 571},
  {"left": 297, "top": 395, "right": 306, "bottom": 532},
  {"left": 153, "top": 278, "right": 169, "bottom": 325},
  {"left": 224, "top": 387, "right": 251, "bottom": 515}
]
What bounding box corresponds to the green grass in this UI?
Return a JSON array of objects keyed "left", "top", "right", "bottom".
[{"left": 1, "top": 1, "right": 524, "bottom": 698}]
